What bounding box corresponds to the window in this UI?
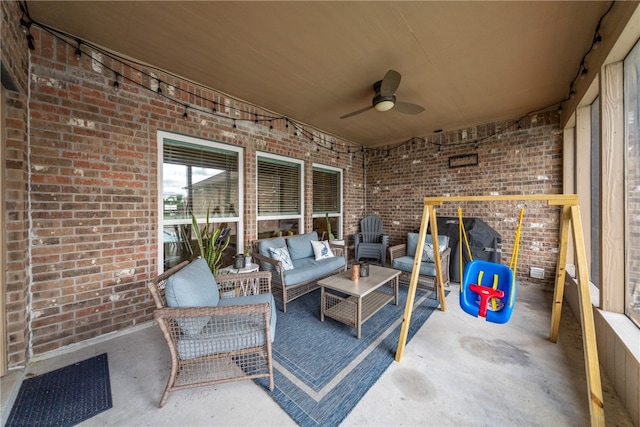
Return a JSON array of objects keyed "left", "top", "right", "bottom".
[
  {"left": 624, "top": 39, "right": 640, "bottom": 327},
  {"left": 159, "top": 132, "right": 243, "bottom": 270},
  {"left": 257, "top": 153, "right": 303, "bottom": 239},
  {"left": 591, "top": 96, "right": 600, "bottom": 288},
  {"left": 312, "top": 165, "right": 343, "bottom": 240}
]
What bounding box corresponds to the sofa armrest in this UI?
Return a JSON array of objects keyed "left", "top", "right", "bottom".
[
  {"left": 252, "top": 252, "right": 285, "bottom": 284},
  {"left": 388, "top": 243, "right": 407, "bottom": 263},
  {"left": 328, "top": 242, "right": 347, "bottom": 270}
]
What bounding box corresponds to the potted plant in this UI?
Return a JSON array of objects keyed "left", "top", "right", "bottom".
[
  {"left": 191, "top": 208, "right": 230, "bottom": 275},
  {"left": 326, "top": 213, "right": 345, "bottom": 245}
]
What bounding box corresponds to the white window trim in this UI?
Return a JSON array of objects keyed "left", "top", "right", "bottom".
[
  {"left": 157, "top": 131, "right": 244, "bottom": 273},
  {"left": 256, "top": 151, "right": 305, "bottom": 231},
  {"left": 312, "top": 163, "right": 343, "bottom": 239}
]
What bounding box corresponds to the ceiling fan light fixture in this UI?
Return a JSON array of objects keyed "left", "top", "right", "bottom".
[{"left": 373, "top": 95, "right": 396, "bottom": 112}]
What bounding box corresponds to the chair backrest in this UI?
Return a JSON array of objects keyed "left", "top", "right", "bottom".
[
  {"left": 360, "top": 215, "right": 383, "bottom": 234},
  {"left": 147, "top": 261, "right": 189, "bottom": 309}
]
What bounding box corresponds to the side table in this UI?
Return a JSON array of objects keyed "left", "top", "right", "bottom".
[{"left": 217, "top": 263, "right": 261, "bottom": 298}]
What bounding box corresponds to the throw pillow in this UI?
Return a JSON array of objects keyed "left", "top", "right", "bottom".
[
  {"left": 269, "top": 246, "right": 294, "bottom": 272},
  {"left": 422, "top": 243, "right": 436, "bottom": 262},
  {"left": 311, "top": 240, "right": 334, "bottom": 260}
]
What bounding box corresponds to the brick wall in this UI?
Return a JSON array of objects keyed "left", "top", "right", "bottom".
[
  {"left": 2, "top": 0, "right": 31, "bottom": 367},
  {"left": 366, "top": 113, "right": 563, "bottom": 288},
  {"left": 23, "top": 27, "right": 364, "bottom": 357},
  {"left": 3, "top": 3, "right": 564, "bottom": 361}
]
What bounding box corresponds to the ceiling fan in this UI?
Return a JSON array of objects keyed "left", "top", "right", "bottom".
[{"left": 340, "top": 69, "right": 425, "bottom": 119}]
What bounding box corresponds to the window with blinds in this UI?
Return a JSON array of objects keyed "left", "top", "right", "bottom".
[
  {"left": 257, "top": 156, "right": 301, "bottom": 215},
  {"left": 313, "top": 167, "right": 340, "bottom": 214},
  {"left": 257, "top": 154, "right": 303, "bottom": 239},
  {"left": 312, "top": 165, "right": 343, "bottom": 240},
  {"left": 163, "top": 139, "right": 239, "bottom": 220},
  {"left": 160, "top": 134, "right": 242, "bottom": 271}
]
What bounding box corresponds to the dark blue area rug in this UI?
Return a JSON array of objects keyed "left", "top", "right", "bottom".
[
  {"left": 258, "top": 285, "right": 445, "bottom": 427},
  {"left": 6, "top": 353, "right": 112, "bottom": 427}
]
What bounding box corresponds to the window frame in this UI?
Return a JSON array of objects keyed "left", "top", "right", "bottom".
[
  {"left": 256, "top": 152, "right": 304, "bottom": 239},
  {"left": 312, "top": 163, "right": 343, "bottom": 240},
  {"left": 157, "top": 131, "right": 244, "bottom": 272}
]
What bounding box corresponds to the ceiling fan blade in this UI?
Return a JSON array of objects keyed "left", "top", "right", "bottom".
[
  {"left": 340, "top": 105, "right": 373, "bottom": 119},
  {"left": 380, "top": 70, "right": 401, "bottom": 97},
  {"left": 393, "top": 101, "right": 425, "bottom": 115}
]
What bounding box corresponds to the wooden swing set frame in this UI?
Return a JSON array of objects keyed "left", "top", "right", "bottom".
[{"left": 395, "top": 194, "right": 604, "bottom": 427}]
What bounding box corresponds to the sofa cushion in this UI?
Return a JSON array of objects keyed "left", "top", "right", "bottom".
[
  {"left": 392, "top": 255, "right": 438, "bottom": 277},
  {"left": 165, "top": 258, "right": 219, "bottom": 336},
  {"left": 407, "top": 233, "right": 449, "bottom": 257},
  {"left": 311, "top": 240, "right": 334, "bottom": 260},
  {"left": 258, "top": 236, "right": 286, "bottom": 257},
  {"left": 286, "top": 231, "right": 318, "bottom": 260},
  {"left": 270, "top": 246, "right": 294, "bottom": 271},
  {"left": 284, "top": 256, "right": 345, "bottom": 286},
  {"left": 258, "top": 236, "right": 286, "bottom": 271}
]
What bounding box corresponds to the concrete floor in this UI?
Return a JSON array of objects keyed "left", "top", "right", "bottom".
[{"left": 1, "top": 282, "right": 634, "bottom": 426}]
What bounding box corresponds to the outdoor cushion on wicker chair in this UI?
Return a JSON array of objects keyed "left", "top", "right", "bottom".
[{"left": 147, "top": 258, "right": 275, "bottom": 407}]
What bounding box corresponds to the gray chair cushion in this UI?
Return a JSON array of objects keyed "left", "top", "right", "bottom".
[
  {"left": 392, "top": 255, "right": 438, "bottom": 277},
  {"left": 218, "top": 293, "right": 277, "bottom": 342},
  {"left": 407, "top": 233, "right": 449, "bottom": 257},
  {"left": 165, "top": 258, "right": 220, "bottom": 336},
  {"left": 177, "top": 293, "right": 277, "bottom": 360}
]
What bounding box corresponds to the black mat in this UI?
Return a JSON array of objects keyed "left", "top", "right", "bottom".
[{"left": 6, "top": 353, "right": 112, "bottom": 427}]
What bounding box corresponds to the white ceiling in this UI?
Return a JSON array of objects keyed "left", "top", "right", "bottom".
[{"left": 26, "top": 1, "right": 611, "bottom": 147}]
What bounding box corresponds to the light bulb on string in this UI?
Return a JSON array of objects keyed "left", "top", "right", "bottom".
[
  {"left": 75, "top": 39, "right": 82, "bottom": 60},
  {"left": 20, "top": 16, "right": 31, "bottom": 35},
  {"left": 26, "top": 34, "right": 35, "bottom": 50},
  {"left": 113, "top": 72, "right": 120, "bottom": 92}
]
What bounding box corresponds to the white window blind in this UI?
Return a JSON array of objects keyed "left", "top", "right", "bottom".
[
  {"left": 258, "top": 157, "right": 301, "bottom": 215},
  {"left": 313, "top": 167, "right": 340, "bottom": 213},
  {"left": 163, "top": 139, "right": 239, "bottom": 219}
]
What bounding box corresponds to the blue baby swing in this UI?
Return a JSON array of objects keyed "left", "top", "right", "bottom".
[{"left": 458, "top": 206, "right": 524, "bottom": 324}]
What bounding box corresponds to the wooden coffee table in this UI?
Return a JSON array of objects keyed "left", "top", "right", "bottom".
[{"left": 319, "top": 265, "right": 400, "bottom": 338}]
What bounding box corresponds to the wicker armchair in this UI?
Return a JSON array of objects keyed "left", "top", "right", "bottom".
[
  {"left": 147, "top": 260, "right": 275, "bottom": 407},
  {"left": 389, "top": 233, "right": 451, "bottom": 289}
]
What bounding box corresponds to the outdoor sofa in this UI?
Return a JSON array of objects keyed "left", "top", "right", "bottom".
[{"left": 253, "top": 231, "right": 346, "bottom": 312}]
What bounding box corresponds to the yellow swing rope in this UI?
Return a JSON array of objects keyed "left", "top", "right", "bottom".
[
  {"left": 458, "top": 207, "right": 474, "bottom": 292},
  {"left": 458, "top": 206, "right": 525, "bottom": 306},
  {"left": 507, "top": 207, "right": 525, "bottom": 307}
]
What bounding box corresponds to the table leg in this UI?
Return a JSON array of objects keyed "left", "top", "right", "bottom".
[
  {"left": 357, "top": 296, "right": 362, "bottom": 339},
  {"left": 320, "top": 286, "right": 325, "bottom": 322},
  {"left": 393, "top": 276, "right": 399, "bottom": 305}
]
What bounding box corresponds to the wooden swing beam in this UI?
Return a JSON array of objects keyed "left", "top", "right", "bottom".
[{"left": 395, "top": 194, "right": 604, "bottom": 427}]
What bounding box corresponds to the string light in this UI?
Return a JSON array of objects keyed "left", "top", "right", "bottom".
[
  {"left": 26, "top": 34, "right": 35, "bottom": 50},
  {"left": 18, "top": 11, "right": 363, "bottom": 158},
  {"left": 19, "top": 16, "right": 31, "bottom": 34},
  {"left": 561, "top": 1, "right": 614, "bottom": 107},
  {"left": 113, "top": 72, "right": 120, "bottom": 91},
  {"left": 75, "top": 39, "right": 82, "bottom": 60}
]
